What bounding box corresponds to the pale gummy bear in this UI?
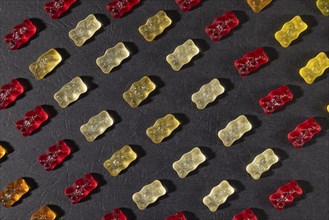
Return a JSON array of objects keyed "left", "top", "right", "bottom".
[
  {"left": 246, "top": 148, "right": 279, "bottom": 180},
  {"left": 29, "top": 48, "right": 62, "bottom": 80},
  {"left": 96, "top": 42, "right": 130, "bottom": 74},
  {"left": 80, "top": 110, "right": 114, "bottom": 142},
  {"left": 218, "top": 115, "right": 252, "bottom": 147},
  {"left": 69, "top": 14, "right": 101, "bottom": 46},
  {"left": 166, "top": 39, "right": 200, "bottom": 71},
  {"left": 146, "top": 114, "right": 180, "bottom": 144},
  {"left": 172, "top": 147, "right": 206, "bottom": 178},
  {"left": 54, "top": 76, "right": 87, "bottom": 108},
  {"left": 132, "top": 180, "right": 166, "bottom": 210},
  {"left": 139, "top": 10, "right": 172, "bottom": 42},
  {"left": 191, "top": 79, "right": 225, "bottom": 109},
  {"left": 123, "top": 76, "right": 156, "bottom": 108},
  {"left": 30, "top": 205, "right": 56, "bottom": 220},
  {"left": 299, "top": 52, "right": 329, "bottom": 84},
  {"left": 103, "top": 145, "right": 137, "bottom": 176},
  {"left": 203, "top": 180, "right": 234, "bottom": 212}
]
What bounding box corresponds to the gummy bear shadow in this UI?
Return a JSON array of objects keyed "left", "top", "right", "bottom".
[
  {"left": 120, "top": 208, "right": 137, "bottom": 220},
  {"left": 146, "top": 179, "right": 176, "bottom": 209},
  {"left": 3, "top": 78, "right": 32, "bottom": 109},
  {"left": 262, "top": 47, "right": 279, "bottom": 69},
  {"left": 217, "top": 179, "right": 244, "bottom": 211},
  {"left": 81, "top": 14, "right": 110, "bottom": 46},
  {"left": 283, "top": 180, "right": 312, "bottom": 209},
  {"left": 183, "top": 211, "right": 200, "bottom": 220},
  {"left": 161, "top": 113, "right": 189, "bottom": 143},
  {"left": 203, "top": 78, "right": 234, "bottom": 109},
  {"left": 251, "top": 208, "right": 268, "bottom": 220},
  {"left": 11, "top": 177, "right": 38, "bottom": 207},
  {"left": 185, "top": 146, "right": 215, "bottom": 178},
  {"left": 17, "top": 18, "right": 46, "bottom": 50},
  {"left": 92, "top": 110, "right": 121, "bottom": 141},
  {"left": 288, "top": 15, "right": 317, "bottom": 48},
  {"left": 138, "top": 75, "right": 165, "bottom": 107},
  {"left": 118, "top": 144, "right": 146, "bottom": 176},
  {"left": 78, "top": 173, "right": 106, "bottom": 203},
  {"left": 181, "top": 39, "right": 210, "bottom": 71},
  {"left": 78, "top": 76, "right": 98, "bottom": 102},
  {"left": 302, "top": 116, "right": 329, "bottom": 148},
  {"left": 232, "top": 114, "right": 261, "bottom": 146},
  {"left": 0, "top": 141, "right": 14, "bottom": 164},
  {"left": 259, "top": 148, "right": 288, "bottom": 179},
  {"left": 48, "top": 205, "right": 65, "bottom": 218}
]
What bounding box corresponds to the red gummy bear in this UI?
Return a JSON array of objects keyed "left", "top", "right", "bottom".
[
  {"left": 259, "top": 86, "right": 293, "bottom": 114},
  {"left": 16, "top": 106, "right": 49, "bottom": 136},
  {"left": 166, "top": 212, "right": 187, "bottom": 220},
  {"left": 39, "top": 140, "right": 71, "bottom": 171},
  {"left": 269, "top": 180, "right": 303, "bottom": 210},
  {"left": 44, "top": 0, "right": 76, "bottom": 19},
  {"left": 102, "top": 208, "right": 127, "bottom": 220},
  {"left": 64, "top": 174, "right": 98, "bottom": 204},
  {"left": 288, "top": 118, "right": 321, "bottom": 148},
  {"left": 0, "top": 79, "right": 24, "bottom": 110},
  {"left": 232, "top": 208, "right": 258, "bottom": 220},
  {"left": 4, "top": 19, "right": 37, "bottom": 50},
  {"left": 175, "top": 0, "right": 201, "bottom": 12},
  {"left": 205, "top": 11, "right": 239, "bottom": 42},
  {"left": 106, "top": 0, "right": 140, "bottom": 19},
  {"left": 234, "top": 48, "right": 269, "bottom": 76}
]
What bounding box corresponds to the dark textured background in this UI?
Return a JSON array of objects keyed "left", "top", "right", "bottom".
[{"left": 0, "top": 0, "right": 328, "bottom": 219}]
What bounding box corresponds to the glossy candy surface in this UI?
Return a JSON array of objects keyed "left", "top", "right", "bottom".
[
  {"left": 44, "top": 0, "right": 76, "bottom": 19},
  {"left": 203, "top": 180, "right": 234, "bottom": 212},
  {"left": 166, "top": 212, "right": 187, "bottom": 220},
  {"left": 0, "top": 178, "right": 30, "bottom": 208},
  {"left": 288, "top": 118, "right": 321, "bottom": 148},
  {"left": 64, "top": 174, "right": 98, "bottom": 204},
  {"left": 175, "top": 0, "right": 201, "bottom": 12},
  {"left": 0, "top": 145, "right": 6, "bottom": 159},
  {"left": 106, "top": 0, "right": 140, "bottom": 18},
  {"left": 166, "top": 39, "right": 200, "bottom": 71},
  {"left": 39, "top": 140, "right": 71, "bottom": 171},
  {"left": 269, "top": 180, "right": 302, "bottom": 210},
  {"left": 232, "top": 208, "right": 258, "bottom": 220},
  {"left": 30, "top": 205, "right": 56, "bottom": 220},
  {"left": 29, "top": 48, "right": 62, "bottom": 80},
  {"left": 246, "top": 0, "right": 272, "bottom": 13},
  {"left": 299, "top": 52, "right": 329, "bottom": 84},
  {"left": 16, "top": 106, "right": 49, "bottom": 136},
  {"left": 0, "top": 79, "right": 24, "bottom": 110},
  {"left": 4, "top": 19, "right": 37, "bottom": 50},
  {"left": 234, "top": 48, "right": 269, "bottom": 77},
  {"left": 102, "top": 208, "right": 127, "bottom": 220},
  {"left": 259, "top": 85, "right": 293, "bottom": 114},
  {"left": 316, "top": 0, "right": 329, "bottom": 16},
  {"left": 205, "top": 11, "right": 239, "bottom": 42},
  {"left": 132, "top": 180, "right": 166, "bottom": 210}
]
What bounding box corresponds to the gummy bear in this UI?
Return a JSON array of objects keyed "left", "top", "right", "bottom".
[
  {"left": 205, "top": 11, "right": 239, "bottom": 42},
  {"left": 102, "top": 208, "right": 127, "bottom": 220},
  {"left": 0, "top": 178, "right": 30, "bottom": 208},
  {"left": 203, "top": 180, "right": 234, "bottom": 212},
  {"left": 30, "top": 205, "right": 56, "bottom": 220},
  {"left": 299, "top": 52, "right": 329, "bottom": 84},
  {"left": 175, "top": 0, "right": 201, "bottom": 12},
  {"left": 0, "top": 79, "right": 24, "bottom": 110},
  {"left": 259, "top": 85, "right": 293, "bottom": 114},
  {"left": 234, "top": 48, "right": 269, "bottom": 77},
  {"left": 39, "top": 140, "right": 71, "bottom": 171},
  {"left": 106, "top": 0, "right": 140, "bottom": 19},
  {"left": 4, "top": 19, "right": 37, "bottom": 50},
  {"left": 16, "top": 106, "right": 49, "bottom": 136},
  {"left": 316, "top": 0, "right": 329, "bottom": 16},
  {"left": 44, "top": 0, "right": 76, "bottom": 19},
  {"left": 287, "top": 118, "right": 321, "bottom": 148},
  {"left": 232, "top": 208, "right": 258, "bottom": 220},
  {"left": 166, "top": 212, "right": 187, "bottom": 220},
  {"left": 64, "top": 174, "right": 98, "bottom": 204},
  {"left": 269, "top": 180, "right": 302, "bottom": 210},
  {"left": 246, "top": 0, "right": 272, "bottom": 13},
  {"left": 0, "top": 145, "right": 6, "bottom": 160}
]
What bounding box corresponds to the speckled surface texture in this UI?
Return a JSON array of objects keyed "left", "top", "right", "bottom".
[{"left": 0, "top": 0, "right": 328, "bottom": 219}]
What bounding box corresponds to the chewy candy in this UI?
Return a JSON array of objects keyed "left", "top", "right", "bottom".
[
  {"left": 39, "top": 140, "right": 71, "bottom": 171},
  {"left": 69, "top": 14, "right": 101, "bottom": 46},
  {"left": 103, "top": 145, "right": 137, "bottom": 176},
  {"left": 288, "top": 118, "right": 321, "bottom": 148},
  {"left": 275, "top": 16, "right": 307, "bottom": 48},
  {"left": 203, "top": 180, "right": 234, "bottom": 212},
  {"left": 175, "top": 0, "right": 201, "bottom": 12},
  {"left": 327, "top": 105, "right": 329, "bottom": 112},
  {"left": 29, "top": 48, "right": 62, "bottom": 80},
  {"left": 54, "top": 76, "right": 87, "bottom": 108},
  {"left": 0, "top": 178, "right": 30, "bottom": 208},
  {"left": 64, "top": 174, "right": 98, "bottom": 204},
  {"left": 234, "top": 48, "right": 269, "bottom": 77},
  {"left": 102, "top": 208, "right": 127, "bottom": 220},
  {"left": 259, "top": 85, "right": 293, "bottom": 114},
  {"left": 132, "top": 180, "right": 166, "bottom": 210},
  {"left": 166, "top": 212, "right": 187, "bottom": 220},
  {"left": 139, "top": 10, "right": 172, "bottom": 42},
  {"left": 299, "top": 52, "right": 329, "bottom": 84},
  {"left": 269, "top": 180, "right": 302, "bottom": 210},
  {"left": 232, "top": 208, "right": 258, "bottom": 220},
  {"left": 106, "top": 0, "right": 140, "bottom": 19},
  {"left": 246, "top": 148, "right": 279, "bottom": 180},
  {"left": 218, "top": 115, "right": 252, "bottom": 147},
  {"left": 0, "top": 79, "right": 24, "bottom": 110},
  {"left": 172, "top": 147, "right": 206, "bottom": 178},
  {"left": 123, "top": 76, "right": 156, "bottom": 108},
  {"left": 44, "top": 0, "right": 76, "bottom": 19},
  {"left": 316, "top": 0, "right": 329, "bottom": 16},
  {"left": 80, "top": 110, "right": 114, "bottom": 142},
  {"left": 4, "top": 19, "right": 37, "bottom": 50},
  {"left": 30, "top": 205, "right": 56, "bottom": 220},
  {"left": 16, "top": 106, "right": 49, "bottom": 136},
  {"left": 246, "top": 0, "right": 272, "bottom": 13},
  {"left": 146, "top": 114, "right": 180, "bottom": 144},
  {"left": 205, "top": 11, "right": 239, "bottom": 42},
  {"left": 0, "top": 145, "right": 6, "bottom": 159},
  {"left": 96, "top": 42, "right": 130, "bottom": 74},
  {"left": 166, "top": 39, "right": 200, "bottom": 71},
  {"left": 191, "top": 78, "right": 225, "bottom": 109}
]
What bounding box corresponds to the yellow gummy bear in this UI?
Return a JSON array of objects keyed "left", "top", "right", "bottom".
[
  {"left": 316, "top": 0, "right": 329, "bottom": 16},
  {"left": 203, "top": 180, "right": 234, "bottom": 212},
  {"left": 0, "top": 145, "right": 6, "bottom": 159},
  {"left": 274, "top": 16, "right": 308, "bottom": 48},
  {"left": 0, "top": 178, "right": 30, "bottom": 208},
  {"left": 247, "top": 0, "right": 272, "bottom": 13},
  {"left": 30, "top": 205, "right": 56, "bottom": 220},
  {"left": 29, "top": 48, "right": 62, "bottom": 80},
  {"left": 327, "top": 104, "right": 329, "bottom": 112},
  {"left": 299, "top": 52, "right": 329, "bottom": 84}
]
